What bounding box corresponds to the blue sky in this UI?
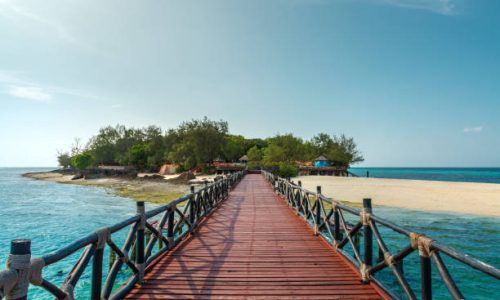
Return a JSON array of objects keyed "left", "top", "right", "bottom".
[{"left": 0, "top": 0, "right": 499, "bottom": 167}]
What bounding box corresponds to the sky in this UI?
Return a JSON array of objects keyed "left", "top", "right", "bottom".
[{"left": 0, "top": 0, "right": 499, "bottom": 167}]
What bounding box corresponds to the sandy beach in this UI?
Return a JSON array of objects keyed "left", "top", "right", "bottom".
[
  {"left": 296, "top": 176, "right": 500, "bottom": 217},
  {"left": 24, "top": 172, "right": 500, "bottom": 216}
]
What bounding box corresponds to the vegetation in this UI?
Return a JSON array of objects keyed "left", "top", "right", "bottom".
[
  {"left": 56, "top": 151, "right": 72, "bottom": 169},
  {"left": 71, "top": 152, "right": 94, "bottom": 170},
  {"left": 278, "top": 163, "right": 299, "bottom": 178},
  {"left": 57, "top": 117, "right": 363, "bottom": 173}
]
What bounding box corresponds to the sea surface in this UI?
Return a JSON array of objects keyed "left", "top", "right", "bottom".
[
  {"left": 0, "top": 168, "right": 147, "bottom": 299},
  {"left": 349, "top": 167, "right": 500, "bottom": 184},
  {"left": 0, "top": 167, "right": 498, "bottom": 299}
]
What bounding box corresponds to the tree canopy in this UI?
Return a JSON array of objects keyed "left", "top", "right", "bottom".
[{"left": 57, "top": 118, "right": 363, "bottom": 171}]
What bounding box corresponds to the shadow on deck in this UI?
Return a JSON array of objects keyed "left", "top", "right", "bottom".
[{"left": 124, "top": 174, "right": 388, "bottom": 299}]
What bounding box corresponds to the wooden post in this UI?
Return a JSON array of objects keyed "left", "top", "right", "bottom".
[
  {"left": 296, "top": 181, "right": 302, "bottom": 215},
  {"left": 167, "top": 205, "right": 175, "bottom": 247},
  {"left": 314, "top": 186, "right": 321, "bottom": 235},
  {"left": 421, "top": 253, "right": 432, "bottom": 300},
  {"left": 190, "top": 186, "right": 196, "bottom": 232},
  {"left": 9, "top": 239, "right": 31, "bottom": 300},
  {"left": 92, "top": 242, "right": 104, "bottom": 299},
  {"left": 354, "top": 232, "right": 360, "bottom": 253},
  {"left": 333, "top": 205, "right": 341, "bottom": 242},
  {"left": 136, "top": 201, "right": 145, "bottom": 283},
  {"left": 363, "top": 198, "right": 373, "bottom": 268},
  {"left": 303, "top": 193, "right": 309, "bottom": 221}
]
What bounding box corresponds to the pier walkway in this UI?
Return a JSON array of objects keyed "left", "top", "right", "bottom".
[{"left": 124, "top": 174, "right": 387, "bottom": 299}]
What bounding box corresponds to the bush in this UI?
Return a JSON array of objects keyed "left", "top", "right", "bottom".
[
  {"left": 57, "top": 152, "right": 72, "bottom": 169},
  {"left": 247, "top": 161, "right": 261, "bottom": 170},
  {"left": 71, "top": 152, "right": 94, "bottom": 171},
  {"left": 277, "top": 163, "right": 298, "bottom": 178}
]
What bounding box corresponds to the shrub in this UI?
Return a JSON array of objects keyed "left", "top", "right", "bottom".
[
  {"left": 71, "top": 152, "right": 94, "bottom": 171},
  {"left": 277, "top": 162, "right": 298, "bottom": 178}
]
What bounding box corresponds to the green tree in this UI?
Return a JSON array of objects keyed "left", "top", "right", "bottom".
[
  {"left": 87, "top": 126, "right": 121, "bottom": 165},
  {"left": 310, "top": 133, "right": 334, "bottom": 156},
  {"left": 243, "top": 138, "right": 267, "bottom": 153},
  {"left": 143, "top": 126, "right": 165, "bottom": 170},
  {"left": 263, "top": 134, "right": 305, "bottom": 163},
  {"left": 278, "top": 162, "right": 298, "bottom": 178},
  {"left": 71, "top": 152, "right": 94, "bottom": 170},
  {"left": 223, "top": 135, "right": 246, "bottom": 162},
  {"left": 328, "top": 134, "right": 364, "bottom": 166},
  {"left": 57, "top": 151, "right": 72, "bottom": 169},
  {"left": 246, "top": 146, "right": 263, "bottom": 161},
  {"left": 263, "top": 143, "right": 286, "bottom": 163},
  {"left": 167, "top": 117, "right": 228, "bottom": 168},
  {"left": 128, "top": 143, "right": 148, "bottom": 169}
]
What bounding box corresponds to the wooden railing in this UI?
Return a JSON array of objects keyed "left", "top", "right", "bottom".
[
  {"left": 262, "top": 171, "right": 500, "bottom": 300},
  {"left": 0, "top": 171, "right": 246, "bottom": 300}
]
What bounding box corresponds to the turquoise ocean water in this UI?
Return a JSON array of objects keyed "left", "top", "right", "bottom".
[
  {"left": 349, "top": 167, "right": 500, "bottom": 184},
  {"left": 0, "top": 167, "right": 499, "bottom": 299}
]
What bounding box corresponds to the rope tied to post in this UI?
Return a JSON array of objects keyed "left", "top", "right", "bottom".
[
  {"left": 360, "top": 263, "right": 370, "bottom": 283},
  {"left": 0, "top": 269, "right": 17, "bottom": 299},
  {"left": 360, "top": 210, "right": 371, "bottom": 226},
  {"left": 0, "top": 256, "right": 45, "bottom": 298},
  {"left": 95, "top": 227, "right": 111, "bottom": 249},
  {"left": 409, "top": 232, "right": 433, "bottom": 257},
  {"left": 7, "top": 254, "right": 30, "bottom": 270},
  {"left": 28, "top": 257, "right": 45, "bottom": 286},
  {"left": 6, "top": 255, "right": 30, "bottom": 299},
  {"left": 383, "top": 252, "right": 395, "bottom": 266}
]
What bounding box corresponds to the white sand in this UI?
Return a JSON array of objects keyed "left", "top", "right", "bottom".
[{"left": 296, "top": 176, "right": 500, "bottom": 217}]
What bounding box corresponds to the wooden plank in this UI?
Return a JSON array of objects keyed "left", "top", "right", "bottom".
[{"left": 124, "top": 174, "right": 388, "bottom": 299}]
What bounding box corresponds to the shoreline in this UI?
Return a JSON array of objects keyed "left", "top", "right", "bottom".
[
  {"left": 23, "top": 171, "right": 195, "bottom": 204},
  {"left": 23, "top": 171, "right": 500, "bottom": 217},
  {"left": 296, "top": 176, "right": 500, "bottom": 217}
]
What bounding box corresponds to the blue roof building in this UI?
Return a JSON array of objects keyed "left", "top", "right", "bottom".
[{"left": 314, "top": 155, "right": 330, "bottom": 168}]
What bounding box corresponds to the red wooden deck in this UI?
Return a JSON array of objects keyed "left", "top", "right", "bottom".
[{"left": 124, "top": 174, "right": 388, "bottom": 299}]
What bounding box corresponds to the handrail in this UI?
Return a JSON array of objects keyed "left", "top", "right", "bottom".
[
  {"left": 262, "top": 170, "right": 500, "bottom": 300},
  {"left": 0, "top": 170, "right": 246, "bottom": 299}
]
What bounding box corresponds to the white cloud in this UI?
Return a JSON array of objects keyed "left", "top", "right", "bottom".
[
  {"left": 463, "top": 126, "right": 482, "bottom": 133},
  {"left": 0, "top": 0, "right": 102, "bottom": 54},
  {"left": 373, "top": 0, "right": 458, "bottom": 15},
  {"left": 8, "top": 85, "right": 52, "bottom": 102},
  {"left": 111, "top": 104, "right": 122, "bottom": 109},
  {"left": 0, "top": 70, "right": 107, "bottom": 103}
]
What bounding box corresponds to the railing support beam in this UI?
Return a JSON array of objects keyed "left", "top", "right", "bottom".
[
  {"left": 189, "top": 186, "right": 196, "bottom": 233},
  {"left": 314, "top": 186, "right": 321, "bottom": 236},
  {"left": 421, "top": 254, "right": 432, "bottom": 300},
  {"left": 363, "top": 198, "right": 373, "bottom": 267},
  {"left": 166, "top": 204, "right": 175, "bottom": 247},
  {"left": 91, "top": 245, "right": 103, "bottom": 299},
  {"left": 136, "top": 201, "right": 146, "bottom": 283}
]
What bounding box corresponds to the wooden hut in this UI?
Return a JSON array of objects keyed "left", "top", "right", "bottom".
[
  {"left": 239, "top": 155, "right": 248, "bottom": 164},
  {"left": 314, "top": 155, "right": 330, "bottom": 168}
]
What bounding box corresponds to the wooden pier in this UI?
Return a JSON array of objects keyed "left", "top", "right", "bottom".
[
  {"left": 124, "top": 174, "right": 388, "bottom": 299},
  {"left": 1, "top": 171, "right": 498, "bottom": 299}
]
